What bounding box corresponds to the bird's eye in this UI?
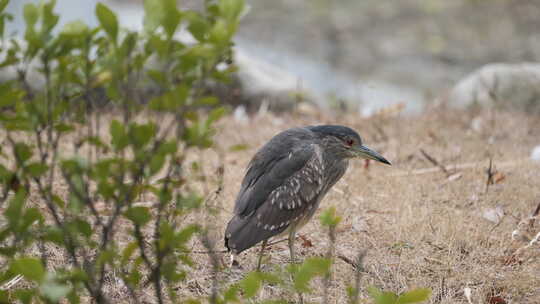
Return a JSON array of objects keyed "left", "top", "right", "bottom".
[{"left": 346, "top": 139, "right": 354, "bottom": 146}]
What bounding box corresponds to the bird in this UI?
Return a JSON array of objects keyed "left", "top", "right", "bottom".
[{"left": 224, "top": 125, "right": 390, "bottom": 269}]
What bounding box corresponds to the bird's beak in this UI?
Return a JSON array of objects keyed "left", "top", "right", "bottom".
[{"left": 352, "top": 144, "right": 391, "bottom": 165}]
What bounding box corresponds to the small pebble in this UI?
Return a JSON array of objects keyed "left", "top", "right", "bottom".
[{"left": 531, "top": 145, "right": 540, "bottom": 161}]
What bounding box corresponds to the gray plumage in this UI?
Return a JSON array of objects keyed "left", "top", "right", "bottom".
[{"left": 224, "top": 125, "right": 390, "bottom": 258}]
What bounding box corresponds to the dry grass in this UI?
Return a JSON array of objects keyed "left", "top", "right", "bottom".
[
  {"left": 6, "top": 107, "right": 540, "bottom": 303},
  {"left": 203, "top": 107, "right": 540, "bottom": 303}
]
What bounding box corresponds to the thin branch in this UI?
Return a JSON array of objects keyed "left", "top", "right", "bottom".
[
  {"left": 389, "top": 159, "right": 527, "bottom": 177},
  {"left": 419, "top": 148, "right": 450, "bottom": 176},
  {"left": 485, "top": 157, "right": 495, "bottom": 194}
]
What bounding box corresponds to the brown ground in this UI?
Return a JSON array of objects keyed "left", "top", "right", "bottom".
[
  {"left": 191, "top": 106, "right": 540, "bottom": 303},
  {"left": 9, "top": 106, "right": 540, "bottom": 303}
]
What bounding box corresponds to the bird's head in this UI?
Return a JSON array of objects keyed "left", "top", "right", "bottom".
[{"left": 308, "top": 125, "right": 391, "bottom": 165}]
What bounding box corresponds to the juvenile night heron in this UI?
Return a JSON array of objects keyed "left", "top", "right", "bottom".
[{"left": 224, "top": 125, "right": 390, "bottom": 269}]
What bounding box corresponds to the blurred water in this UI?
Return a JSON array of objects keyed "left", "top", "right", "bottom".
[
  {"left": 5, "top": 0, "right": 425, "bottom": 115},
  {"left": 236, "top": 39, "right": 425, "bottom": 115},
  {"left": 5, "top": 0, "right": 98, "bottom": 35}
]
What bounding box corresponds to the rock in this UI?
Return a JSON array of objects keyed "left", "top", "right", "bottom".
[
  {"left": 449, "top": 63, "right": 540, "bottom": 113},
  {"left": 233, "top": 106, "right": 249, "bottom": 124},
  {"left": 482, "top": 206, "right": 504, "bottom": 224},
  {"left": 470, "top": 116, "right": 483, "bottom": 132},
  {"left": 351, "top": 216, "right": 369, "bottom": 233},
  {"left": 531, "top": 145, "right": 540, "bottom": 162}
]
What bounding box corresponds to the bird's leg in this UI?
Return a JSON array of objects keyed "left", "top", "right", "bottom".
[
  {"left": 288, "top": 228, "right": 297, "bottom": 263},
  {"left": 256, "top": 240, "right": 268, "bottom": 271},
  {"left": 230, "top": 253, "right": 240, "bottom": 268}
]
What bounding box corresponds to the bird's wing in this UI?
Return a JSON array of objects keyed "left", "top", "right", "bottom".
[
  {"left": 226, "top": 138, "right": 326, "bottom": 253},
  {"left": 233, "top": 128, "right": 319, "bottom": 217}
]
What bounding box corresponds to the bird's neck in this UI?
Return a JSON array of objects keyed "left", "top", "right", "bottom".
[{"left": 322, "top": 154, "right": 349, "bottom": 191}]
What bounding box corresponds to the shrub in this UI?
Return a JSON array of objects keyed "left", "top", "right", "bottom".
[{"left": 0, "top": 0, "right": 242, "bottom": 302}]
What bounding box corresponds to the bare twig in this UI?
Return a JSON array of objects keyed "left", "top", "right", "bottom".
[
  {"left": 485, "top": 157, "right": 495, "bottom": 194},
  {"left": 389, "top": 159, "right": 527, "bottom": 177},
  {"left": 181, "top": 237, "right": 293, "bottom": 255},
  {"left": 0, "top": 275, "right": 23, "bottom": 291},
  {"left": 348, "top": 251, "right": 366, "bottom": 304},
  {"left": 323, "top": 225, "right": 336, "bottom": 304},
  {"left": 337, "top": 254, "right": 358, "bottom": 269},
  {"left": 420, "top": 148, "right": 450, "bottom": 176},
  {"left": 200, "top": 233, "right": 220, "bottom": 304},
  {"left": 533, "top": 201, "right": 540, "bottom": 218}
]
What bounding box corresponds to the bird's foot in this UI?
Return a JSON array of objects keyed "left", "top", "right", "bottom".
[{"left": 230, "top": 253, "right": 243, "bottom": 269}]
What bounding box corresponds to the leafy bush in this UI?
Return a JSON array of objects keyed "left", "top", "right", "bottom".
[{"left": 0, "top": 0, "right": 242, "bottom": 302}]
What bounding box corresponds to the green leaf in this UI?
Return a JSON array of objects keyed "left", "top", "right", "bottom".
[
  {"left": 0, "top": 83, "right": 23, "bottom": 107},
  {"left": 125, "top": 206, "right": 151, "bottom": 226},
  {"left": 143, "top": 0, "right": 162, "bottom": 32},
  {"left": 40, "top": 273, "right": 71, "bottom": 302},
  {"left": 149, "top": 84, "right": 189, "bottom": 111},
  {"left": 292, "top": 257, "right": 331, "bottom": 293},
  {"left": 61, "top": 20, "right": 89, "bottom": 37},
  {"left": 149, "top": 153, "right": 166, "bottom": 175},
  {"left": 240, "top": 272, "right": 262, "bottom": 298},
  {"left": 143, "top": 0, "right": 180, "bottom": 37},
  {"left": 175, "top": 224, "right": 199, "bottom": 245},
  {"left": 0, "top": 290, "right": 8, "bottom": 303},
  {"left": 161, "top": 0, "right": 181, "bottom": 38},
  {"left": 129, "top": 122, "right": 156, "bottom": 148},
  {"left": 320, "top": 206, "right": 342, "bottom": 227},
  {"left": 10, "top": 258, "right": 45, "bottom": 282},
  {"left": 96, "top": 249, "right": 115, "bottom": 266},
  {"left": 219, "top": 0, "right": 245, "bottom": 22},
  {"left": 0, "top": 0, "right": 9, "bottom": 13},
  {"left": 110, "top": 119, "right": 128, "bottom": 150},
  {"left": 223, "top": 284, "right": 240, "bottom": 302},
  {"left": 13, "top": 289, "right": 34, "bottom": 304},
  {"left": 0, "top": 164, "right": 11, "bottom": 180},
  {"left": 397, "top": 288, "right": 432, "bottom": 304},
  {"left": 41, "top": 0, "right": 59, "bottom": 34},
  {"left": 119, "top": 31, "right": 138, "bottom": 58},
  {"left": 157, "top": 140, "right": 177, "bottom": 155},
  {"left": 5, "top": 190, "right": 27, "bottom": 229},
  {"left": 147, "top": 69, "right": 166, "bottom": 85},
  {"left": 121, "top": 242, "right": 138, "bottom": 265},
  {"left": 14, "top": 142, "right": 32, "bottom": 164},
  {"left": 25, "top": 162, "right": 48, "bottom": 177},
  {"left": 54, "top": 123, "right": 75, "bottom": 134},
  {"left": 206, "top": 106, "right": 227, "bottom": 127},
  {"left": 95, "top": 3, "right": 118, "bottom": 42},
  {"left": 73, "top": 219, "right": 92, "bottom": 238},
  {"left": 43, "top": 227, "right": 64, "bottom": 245},
  {"left": 21, "top": 207, "right": 43, "bottom": 231},
  {"left": 367, "top": 286, "right": 399, "bottom": 304},
  {"left": 228, "top": 143, "right": 248, "bottom": 152},
  {"left": 209, "top": 19, "right": 230, "bottom": 45},
  {"left": 185, "top": 12, "right": 208, "bottom": 41},
  {"left": 161, "top": 260, "right": 186, "bottom": 282},
  {"left": 23, "top": 3, "right": 39, "bottom": 28},
  {"left": 196, "top": 96, "right": 218, "bottom": 106}
]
